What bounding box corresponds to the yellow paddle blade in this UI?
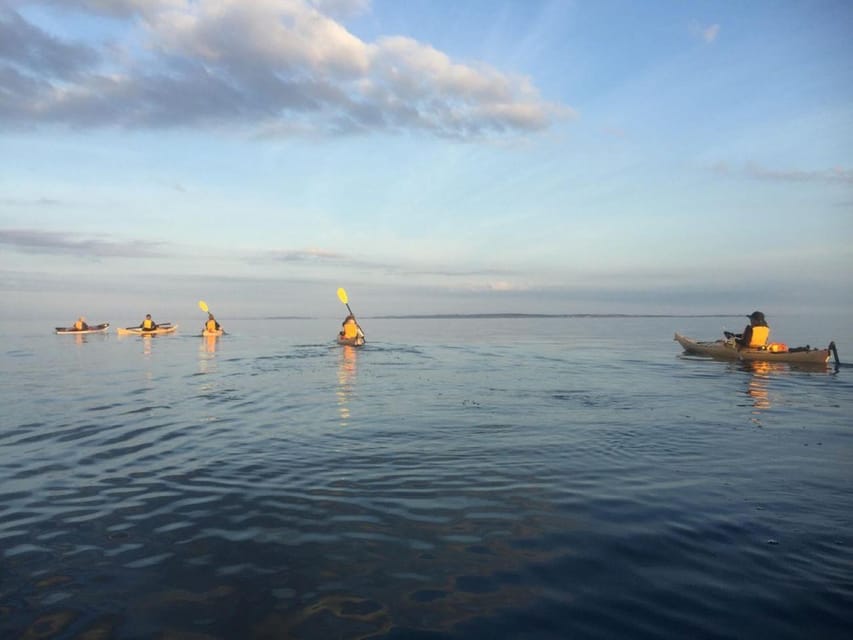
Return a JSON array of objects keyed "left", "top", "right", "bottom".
[
  {"left": 198, "top": 300, "right": 209, "bottom": 313},
  {"left": 336, "top": 288, "right": 348, "bottom": 304}
]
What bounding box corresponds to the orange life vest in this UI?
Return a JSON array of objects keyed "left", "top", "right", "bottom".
[
  {"left": 749, "top": 325, "right": 770, "bottom": 347},
  {"left": 73, "top": 320, "right": 84, "bottom": 330},
  {"left": 343, "top": 320, "right": 359, "bottom": 339},
  {"left": 205, "top": 319, "right": 218, "bottom": 332}
]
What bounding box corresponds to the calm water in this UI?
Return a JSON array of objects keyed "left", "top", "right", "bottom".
[{"left": 1, "top": 316, "right": 851, "bottom": 639}]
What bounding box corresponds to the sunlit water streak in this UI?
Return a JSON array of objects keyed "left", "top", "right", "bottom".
[{"left": 1, "top": 317, "right": 851, "bottom": 639}]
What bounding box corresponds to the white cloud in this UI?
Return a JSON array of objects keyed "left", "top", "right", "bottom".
[
  {"left": 1, "top": 0, "right": 573, "bottom": 140},
  {"left": 690, "top": 21, "right": 720, "bottom": 44}
]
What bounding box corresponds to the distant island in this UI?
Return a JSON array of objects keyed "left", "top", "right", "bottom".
[
  {"left": 258, "top": 313, "right": 739, "bottom": 320},
  {"left": 371, "top": 313, "right": 737, "bottom": 319}
]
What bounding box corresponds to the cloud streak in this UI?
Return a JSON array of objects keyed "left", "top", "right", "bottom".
[
  {"left": 1, "top": 0, "right": 573, "bottom": 139},
  {"left": 0, "top": 228, "right": 166, "bottom": 257},
  {"left": 710, "top": 161, "right": 853, "bottom": 185}
]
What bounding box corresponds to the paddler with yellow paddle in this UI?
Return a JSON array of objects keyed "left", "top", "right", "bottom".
[
  {"left": 198, "top": 300, "right": 224, "bottom": 336},
  {"left": 337, "top": 288, "right": 365, "bottom": 346}
]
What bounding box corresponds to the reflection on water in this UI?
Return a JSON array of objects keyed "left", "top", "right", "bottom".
[
  {"left": 746, "top": 360, "right": 773, "bottom": 414},
  {"left": 737, "top": 360, "right": 833, "bottom": 426},
  {"left": 337, "top": 345, "right": 357, "bottom": 426},
  {"left": 203, "top": 334, "right": 218, "bottom": 355},
  {"left": 198, "top": 335, "right": 218, "bottom": 375}
]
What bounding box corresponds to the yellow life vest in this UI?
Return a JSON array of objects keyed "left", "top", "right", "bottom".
[
  {"left": 73, "top": 320, "right": 84, "bottom": 330},
  {"left": 142, "top": 318, "right": 155, "bottom": 330},
  {"left": 749, "top": 325, "right": 770, "bottom": 347},
  {"left": 343, "top": 320, "right": 359, "bottom": 339},
  {"left": 205, "top": 319, "right": 218, "bottom": 332}
]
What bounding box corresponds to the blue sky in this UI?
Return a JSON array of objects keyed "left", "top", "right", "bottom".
[{"left": 1, "top": 0, "right": 851, "bottom": 321}]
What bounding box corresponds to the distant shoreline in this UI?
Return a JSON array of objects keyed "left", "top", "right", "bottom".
[{"left": 262, "top": 313, "right": 739, "bottom": 320}]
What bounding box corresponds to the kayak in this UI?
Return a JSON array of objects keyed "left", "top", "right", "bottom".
[
  {"left": 674, "top": 333, "right": 836, "bottom": 365},
  {"left": 55, "top": 323, "right": 110, "bottom": 334},
  {"left": 117, "top": 323, "right": 178, "bottom": 336},
  {"left": 202, "top": 329, "right": 224, "bottom": 337},
  {"left": 338, "top": 334, "right": 365, "bottom": 347}
]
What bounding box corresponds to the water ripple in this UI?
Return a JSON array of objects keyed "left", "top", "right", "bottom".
[{"left": 1, "top": 319, "right": 851, "bottom": 638}]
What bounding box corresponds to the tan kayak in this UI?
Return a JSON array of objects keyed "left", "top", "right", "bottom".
[
  {"left": 674, "top": 333, "right": 837, "bottom": 365},
  {"left": 338, "top": 334, "right": 365, "bottom": 347}
]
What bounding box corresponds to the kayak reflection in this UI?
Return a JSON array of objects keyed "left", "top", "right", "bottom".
[
  {"left": 337, "top": 345, "right": 358, "bottom": 427},
  {"left": 744, "top": 360, "right": 774, "bottom": 413},
  {"left": 198, "top": 334, "right": 219, "bottom": 375},
  {"left": 203, "top": 334, "right": 219, "bottom": 354}
]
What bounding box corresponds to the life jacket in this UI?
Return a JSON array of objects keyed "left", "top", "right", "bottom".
[
  {"left": 749, "top": 325, "right": 770, "bottom": 347},
  {"left": 142, "top": 318, "right": 155, "bottom": 330},
  {"left": 73, "top": 320, "right": 84, "bottom": 330},
  {"left": 205, "top": 319, "right": 218, "bottom": 332},
  {"left": 343, "top": 320, "right": 359, "bottom": 339}
]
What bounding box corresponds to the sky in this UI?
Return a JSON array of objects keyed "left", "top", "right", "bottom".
[{"left": 1, "top": 0, "right": 852, "bottom": 322}]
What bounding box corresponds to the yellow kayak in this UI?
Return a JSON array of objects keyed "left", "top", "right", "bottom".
[{"left": 202, "top": 329, "right": 223, "bottom": 337}]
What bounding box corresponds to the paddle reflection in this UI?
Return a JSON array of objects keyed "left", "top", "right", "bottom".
[{"left": 337, "top": 345, "right": 358, "bottom": 426}]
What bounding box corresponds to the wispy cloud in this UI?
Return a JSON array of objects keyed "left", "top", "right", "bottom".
[
  {"left": 257, "top": 246, "right": 518, "bottom": 283},
  {"left": 1, "top": 0, "right": 574, "bottom": 140},
  {"left": 266, "top": 248, "right": 348, "bottom": 262},
  {"left": 690, "top": 21, "right": 720, "bottom": 44},
  {"left": 0, "top": 228, "right": 166, "bottom": 257},
  {"left": 710, "top": 161, "right": 853, "bottom": 184},
  {"left": 0, "top": 196, "right": 63, "bottom": 207}
]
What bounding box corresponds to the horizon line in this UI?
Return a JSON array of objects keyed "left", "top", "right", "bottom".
[{"left": 258, "top": 313, "right": 741, "bottom": 320}]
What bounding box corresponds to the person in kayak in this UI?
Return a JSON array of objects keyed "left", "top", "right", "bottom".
[
  {"left": 340, "top": 314, "right": 362, "bottom": 341},
  {"left": 725, "top": 311, "right": 770, "bottom": 348},
  {"left": 204, "top": 313, "right": 221, "bottom": 333},
  {"left": 73, "top": 317, "right": 89, "bottom": 331},
  {"left": 140, "top": 314, "right": 158, "bottom": 331}
]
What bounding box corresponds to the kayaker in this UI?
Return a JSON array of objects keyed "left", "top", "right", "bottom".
[
  {"left": 140, "top": 314, "right": 158, "bottom": 331},
  {"left": 726, "top": 311, "right": 770, "bottom": 348},
  {"left": 340, "top": 314, "right": 362, "bottom": 340},
  {"left": 73, "top": 317, "right": 89, "bottom": 331},
  {"left": 204, "top": 313, "right": 221, "bottom": 333}
]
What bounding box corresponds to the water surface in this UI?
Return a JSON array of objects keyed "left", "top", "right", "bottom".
[{"left": 1, "top": 316, "right": 851, "bottom": 638}]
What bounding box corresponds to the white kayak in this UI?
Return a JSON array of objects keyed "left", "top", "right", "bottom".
[{"left": 55, "top": 323, "right": 110, "bottom": 334}]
